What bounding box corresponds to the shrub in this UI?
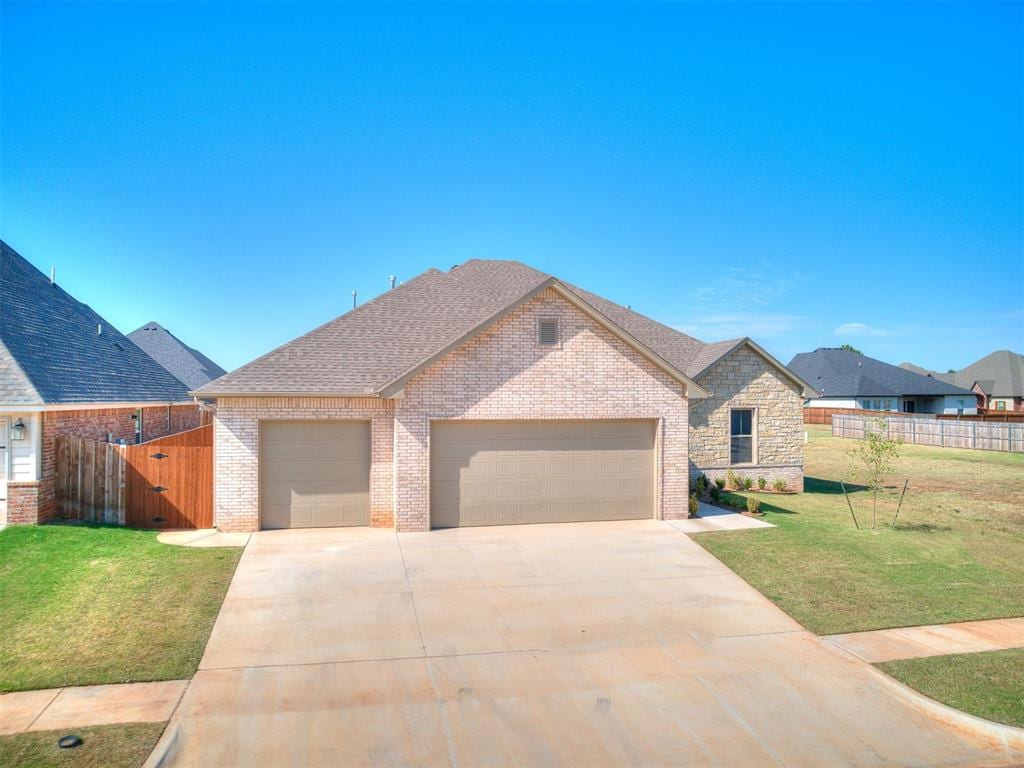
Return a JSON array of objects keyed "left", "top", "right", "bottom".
[
  {"left": 757, "top": 477, "right": 767, "bottom": 490},
  {"left": 742, "top": 477, "right": 753, "bottom": 491},
  {"left": 688, "top": 493, "right": 700, "bottom": 517},
  {"left": 709, "top": 485, "right": 721, "bottom": 502},
  {"left": 695, "top": 474, "right": 709, "bottom": 496},
  {"left": 725, "top": 470, "right": 740, "bottom": 489},
  {"left": 714, "top": 478, "right": 726, "bottom": 490},
  {"left": 772, "top": 478, "right": 788, "bottom": 492},
  {"left": 746, "top": 497, "right": 761, "bottom": 514}
]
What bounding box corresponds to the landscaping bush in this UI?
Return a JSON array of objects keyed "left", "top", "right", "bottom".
[
  {"left": 726, "top": 470, "right": 740, "bottom": 489},
  {"left": 742, "top": 477, "right": 753, "bottom": 491},
  {"left": 709, "top": 485, "right": 721, "bottom": 502},
  {"left": 746, "top": 497, "right": 761, "bottom": 514},
  {"left": 688, "top": 493, "right": 700, "bottom": 517},
  {"left": 695, "top": 474, "right": 709, "bottom": 496},
  {"left": 772, "top": 478, "right": 787, "bottom": 492},
  {"left": 714, "top": 478, "right": 726, "bottom": 490},
  {"left": 757, "top": 477, "right": 767, "bottom": 490}
]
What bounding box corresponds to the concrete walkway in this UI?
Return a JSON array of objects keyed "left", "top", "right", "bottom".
[
  {"left": 826, "top": 617, "right": 1024, "bottom": 663},
  {"left": 0, "top": 680, "right": 186, "bottom": 736},
  {"left": 670, "top": 502, "right": 774, "bottom": 533},
  {"left": 158, "top": 529, "right": 251, "bottom": 548},
  {"left": 146, "top": 521, "right": 1023, "bottom": 768}
]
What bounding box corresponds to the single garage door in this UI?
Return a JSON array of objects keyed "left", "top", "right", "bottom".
[
  {"left": 260, "top": 421, "right": 370, "bottom": 529},
  {"left": 431, "top": 420, "right": 656, "bottom": 528}
]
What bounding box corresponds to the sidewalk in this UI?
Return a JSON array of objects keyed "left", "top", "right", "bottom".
[
  {"left": 825, "top": 617, "right": 1024, "bottom": 663},
  {"left": 0, "top": 680, "right": 186, "bottom": 736}
]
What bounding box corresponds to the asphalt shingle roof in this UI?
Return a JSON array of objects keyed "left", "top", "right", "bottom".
[
  {"left": 198, "top": 259, "right": 808, "bottom": 398},
  {"left": 902, "top": 351, "right": 1023, "bottom": 398},
  {"left": 128, "top": 322, "right": 227, "bottom": 391},
  {"left": 0, "top": 240, "right": 193, "bottom": 405},
  {"left": 788, "top": 348, "right": 975, "bottom": 399}
]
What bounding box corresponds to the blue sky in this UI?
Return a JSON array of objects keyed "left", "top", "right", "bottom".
[{"left": 2, "top": 1, "right": 1021, "bottom": 373}]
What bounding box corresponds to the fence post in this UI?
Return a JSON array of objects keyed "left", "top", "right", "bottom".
[{"left": 972, "top": 421, "right": 976, "bottom": 450}]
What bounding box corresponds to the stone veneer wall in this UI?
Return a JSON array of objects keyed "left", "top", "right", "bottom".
[
  {"left": 689, "top": 345, "right": 805, "bottom": 491},
  {"left": 394, "top": 288, "right": 690, "bottom": 531},
  {"left": 213, "top": 397, "right": 395, "bottom": 532}
]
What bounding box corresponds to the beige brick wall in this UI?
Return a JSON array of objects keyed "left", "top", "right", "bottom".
[
  {"left": 213, "top": 397, "right": 395, "bottom": 532},
  {"left": 394, "top": 288, "right": 690, "bottom": 531},
  {"left": 688, "top": 344, "right": 805, "bottom": 490}
]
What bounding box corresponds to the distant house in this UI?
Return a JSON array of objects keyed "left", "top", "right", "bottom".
[
  {"left": 788, "top": 348, "right": 977, "bottom": 415},
  {"left": 128, "top": 321, "right": 227, "bottom": 391},
  {"left": 900, "top": 351, "right": 1024, "bottom": 413},
  {"left": 0, "top": 240, "right": 202, "bottom": 525}
]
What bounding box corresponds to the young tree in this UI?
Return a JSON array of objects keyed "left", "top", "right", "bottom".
[
  {"left": 840, "top": 343, "right": 862, "bottom": 354},
  {"left": 850, "top": 417, "right": 902, "bottom": 529}
]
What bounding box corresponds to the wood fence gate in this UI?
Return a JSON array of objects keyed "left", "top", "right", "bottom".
[{"left": 56, "top": 424, "right": 213, "bottom": 529}]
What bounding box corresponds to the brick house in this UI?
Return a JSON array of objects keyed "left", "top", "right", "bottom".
[
  {"left": 198, "top": 260, "right": 815, "bottom": 533},
  {"left": 0, "top": 241, "right": 207, "bottom": 524}
]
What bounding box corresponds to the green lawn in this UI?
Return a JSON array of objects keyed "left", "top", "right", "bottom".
[
  {"left": 0, "top": 524, "right": 241, "bottom": 692},
  {"left": 696, "top": 425, "right": 1024, "bottom": 635},
  {"left": 878, "top": 648, "right": 1024, "bottom": 728},
  {"left": 0, "top": 723, "right": 165, "bottom": 768}
]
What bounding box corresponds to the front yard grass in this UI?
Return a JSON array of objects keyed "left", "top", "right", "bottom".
[
  {"left": 0, "top": 524, "right": 241, "bottom": 692},
  {"left": 695, "top": 425, "right": 1024, "bottom": 635},
  {"left": 877, "top": 649, "right": 1024, "bottom": 728},
  {"left": 0, "top": 722, "right": 165, "bottom": 768}
]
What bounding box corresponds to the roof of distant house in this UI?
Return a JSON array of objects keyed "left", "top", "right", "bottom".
[
  {"left": 902, "top": 351, "right": 1023, "bottom": 398},
  {"left": 128, "top": 321, "right": 227, "bottom": 391},
  {"left": 0, "top": 240, "right": 192, "bottom": 405},
  {"left": 197, "top": 259, "right": 815, "bottom": 399},
  {"left": 788, "top": 348, "right": 974, "bottom": 399}
]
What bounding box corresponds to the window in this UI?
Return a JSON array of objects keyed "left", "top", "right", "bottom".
[
  {"left": 538, "top": 318, "right": 559, "bottom": 345},
  {"left": 730, "top": 409, "right": 754, "bottom": 464},
  {"left": 133, "top": 409, "right": 143, "bottom": 444},
  {"left": 996, "top": 400, "right": 1006, "bottom": 411}
]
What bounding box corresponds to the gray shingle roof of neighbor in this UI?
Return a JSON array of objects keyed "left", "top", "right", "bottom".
[
  {"left": 903, "top": 351, "right": 1023, "bottom": 398},
  {"left": 0, "top": 240, "right": 193, "bottom": 405},
  {"left": 197, "top": 259, "right": 813, "bottom": 398},
  {"left": 788, "top": 348, "right": 976, "bottom": 399},
  {"left": 128, "top": 321, "right": 227, "bottom": 391}
]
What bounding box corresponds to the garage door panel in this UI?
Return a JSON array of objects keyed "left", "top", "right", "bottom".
[
  {"left": 260, "top": 421, "right": 370, "bottom": 529},
  {"left": 431, "top": 420, "right": 656, "bottom": 528}
]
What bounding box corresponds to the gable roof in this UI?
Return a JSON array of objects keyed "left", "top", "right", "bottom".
[
  {"left": 0, "top": 240, "right": 193, "bottom": 405},
  {"left": 789, "top": 348, "right": 975, "bottom": 399},
  {"left": 196, "top": 260, "right": 813, "bottom": 399},
  {"left": 902, "top": 351, "right": 1023, "bottom": 398},
  {"left": 128, "top": 321, "right": 227, "bottom": 391}
]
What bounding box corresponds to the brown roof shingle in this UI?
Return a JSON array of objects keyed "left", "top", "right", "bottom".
[{"left": 197, "top": 259, "right": 805, "bottom": 397}]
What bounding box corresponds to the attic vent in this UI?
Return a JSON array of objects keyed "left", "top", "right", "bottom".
[{"left": 539, "top": 318, "right": 559, "bottom": 345}]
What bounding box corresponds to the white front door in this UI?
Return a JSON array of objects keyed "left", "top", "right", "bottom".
[{"left": 0, "top": 417, "right": 9, "bottom": 524}]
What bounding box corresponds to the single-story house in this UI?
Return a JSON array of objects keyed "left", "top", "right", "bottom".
[
  {"left": 196, "top": 260, "right": 816, "bottom": 533},
  {"left": 0, "top": 240, "right": 204, "bottom": 524},
  {"left": 789, "top": 347, "right": 978, "bottom": 415},
  {"left": 128, "top": 321, "right": 228, "bottom": 390},
  {"left": 901, "top": 350, "right": 1023, "bottom": 412}
]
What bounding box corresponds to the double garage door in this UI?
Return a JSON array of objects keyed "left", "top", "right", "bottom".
[
  {"left": 431, "top": 420, "right": 656, "bottom": 528},
  {"left": 259, "top": 419, "right": 656, "bottom": 529}
]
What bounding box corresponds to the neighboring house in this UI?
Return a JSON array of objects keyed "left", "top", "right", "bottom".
[
  {"left": 900, "top": 351, "right": 1024, "bottom": 412},
  {"left": 196, "top": 259, "right": 815, "bottom": 533},
  {"left": 128, "top": 321, "right": 227, "bottom": 390},
  {"left": 0, "top": 241, "right": 201, "bottom": 525},
  {"left": 789, "top": 348, "right": 978, "bottom": 415}
]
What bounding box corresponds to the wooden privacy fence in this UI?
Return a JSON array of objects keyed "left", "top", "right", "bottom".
[
  {"left": 804, "top": 407, "right": 937, "bottom": 425},
  {"left": 55, "top": 424, "right": 213, "bottom": 528},
  {"left": 832, "top": 414, "right": 1024, "bottom": 453}
]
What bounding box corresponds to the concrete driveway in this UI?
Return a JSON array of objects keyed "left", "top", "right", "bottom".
[{"left": 148, "top": 520, "right": 1023, "bottom": 767}]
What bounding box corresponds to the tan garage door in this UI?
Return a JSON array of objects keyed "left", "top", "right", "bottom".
[
  {"left": 260, "top": 421, "right": 370, "bottom": 529},
  {"left": 431, "top": 420, "right": 656, "bottom": 528}
]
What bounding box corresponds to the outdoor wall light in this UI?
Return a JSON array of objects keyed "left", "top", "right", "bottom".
[{"left": 11, "top": 418, "right": 26, "bottom": 440}]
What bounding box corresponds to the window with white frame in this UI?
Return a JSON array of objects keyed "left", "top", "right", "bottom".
[{"left": 730, "top": 409, "right": 754, "bottom": 464}]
